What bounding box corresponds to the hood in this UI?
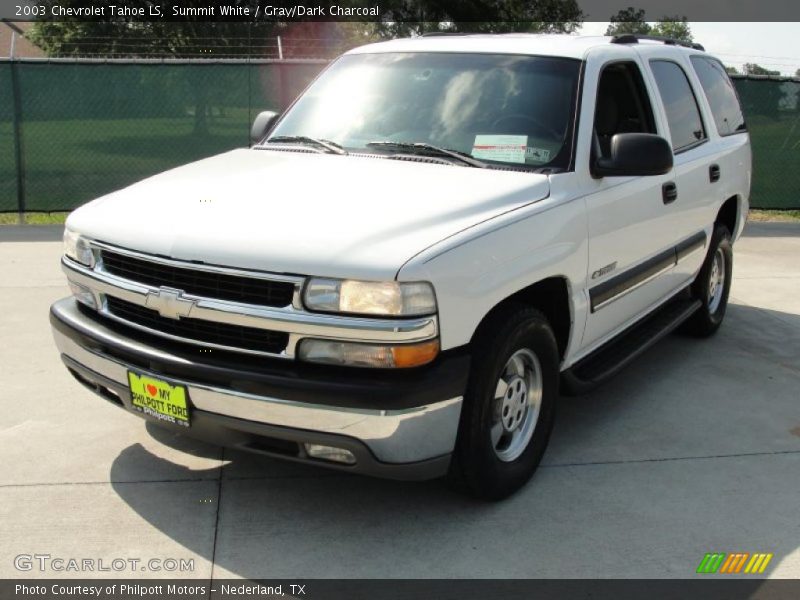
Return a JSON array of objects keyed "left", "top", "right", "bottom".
[{"left": 68, "top": 148, "right": 550, "bottom": 280}]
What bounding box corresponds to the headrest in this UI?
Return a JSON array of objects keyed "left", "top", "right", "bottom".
[{"left": 595, "top": 94, "right": 619, "bottom": 136}]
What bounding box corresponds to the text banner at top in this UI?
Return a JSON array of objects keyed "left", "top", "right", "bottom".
[{"left": 4, "top": 0, "right": 800, "bottom": 22}]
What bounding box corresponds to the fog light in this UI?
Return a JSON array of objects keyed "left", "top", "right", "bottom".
[
  {"left": 69, "top": 281, "right": 96, "bottom": 309},
  {"left": 304, "top": 443, "right": 356, "bottom": 465}
]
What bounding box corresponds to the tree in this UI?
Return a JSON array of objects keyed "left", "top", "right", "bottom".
[
  {"left": 606, "top": 9, "right": 693, "bottom": 42},
  {"left": 725, "top": 65, "right": 740, "bottom": 75},
  {"left": 795, "top": 68, "right": 800, "bottom": 79},
  {"left": 29, "top": 1, "right": 583, "bottom": 54},
  {"left": 743, "top": 63, "right": 780, "bottom": 76},
  {"left": 27, "top": 2, "right": 282, "bottom": 58},
  {"left": 27, "top": 0, "right": 584, "bottom": 131},
  {"left": 26, "top": 2, "right": 363, "bottom": 133},
  {"left": 372, "top": 0, "right": 583, "bottom": 37},
  {"left": 27, "top": 8, "right": 365, "bottom": 61},
  {"left": 651, "top": 17, "right": 693, "bottom": 43},
  {"left": 605, "top": 8, "right": 651, "bottom": 36}
]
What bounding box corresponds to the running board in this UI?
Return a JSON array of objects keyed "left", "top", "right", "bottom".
[{"left": 561, "top": 296, "right": 702, "bottom": 395}]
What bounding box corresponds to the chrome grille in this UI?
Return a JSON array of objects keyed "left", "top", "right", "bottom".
[
  {"left": 106, "top": 296, "right": 289, "bottom": 354},
  {"left": 101, "top": 250, "right": 295, "bottom": 307},
  {"left": 62, "top": 243, "right": 439, "bottom": 359}
]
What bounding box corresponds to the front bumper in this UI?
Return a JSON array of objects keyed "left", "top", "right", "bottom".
[{"left": 50, "top": 298, "right": 469, "bottom": 480}]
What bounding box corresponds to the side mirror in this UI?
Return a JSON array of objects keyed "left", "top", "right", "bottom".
[
  {"left": 250, "top": 110, "right": 280, "bottom": 146},
  {"left": 592, "top": 133, "right": 673, "bottom": 178}
]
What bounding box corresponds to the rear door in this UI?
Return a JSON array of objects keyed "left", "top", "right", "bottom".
[
  {"left": 643, "top": 53, "right": 716, "bottom": 283},
  {"left": 687, "top": 54, "right": 751, "bottom": 242}
]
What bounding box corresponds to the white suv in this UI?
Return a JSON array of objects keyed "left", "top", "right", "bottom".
[{"left": 51, "top": 34, "right": 750, "bottom": 499}]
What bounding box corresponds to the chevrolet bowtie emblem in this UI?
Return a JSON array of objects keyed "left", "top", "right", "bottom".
[{"left": 144, "top": 287, "right": 195, "bottom": 320}]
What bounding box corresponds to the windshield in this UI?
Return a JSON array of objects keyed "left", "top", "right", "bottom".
[{"left": 266, "top": 52, "right": 581, "bottom": 170}]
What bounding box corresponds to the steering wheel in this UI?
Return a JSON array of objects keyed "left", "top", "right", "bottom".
[{"left": 492, "top": 114, "right": 562, "bottom": 142}]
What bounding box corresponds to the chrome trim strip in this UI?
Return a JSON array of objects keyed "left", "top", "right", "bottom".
[
  {"left": 675, "top": 231, "right": 707, "bottom": 262},
  {"left": 590, "top": 230, "right": 707, "bottom": 313},
  {"left": 677, "top": 243, "right": 704, "bottom": 261},
  {"left": 591, "top": 261, "right": 676, "bottom": 312},
  {"left": 63, "top": 259, "right": 439, "bottom": 354},
  {"left": 53, "top": 326, "right": 462, "bottom": 463}
]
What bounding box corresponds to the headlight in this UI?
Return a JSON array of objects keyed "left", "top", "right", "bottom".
[
  {"left": 298, "top": 338, "right": 440, "bottom": 368},
  {"left": 63, "top": 229, "right": 94, "bottom": 266},
  {"left": 303, "top": 279, "right": 436, "bottom": 316}
]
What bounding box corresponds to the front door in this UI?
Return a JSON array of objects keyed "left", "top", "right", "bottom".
[{"left": 581, "top": 58, "right": 680, "bottom": 351}]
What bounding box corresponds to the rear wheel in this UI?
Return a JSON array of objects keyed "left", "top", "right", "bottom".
[
  {"left": 684, "top": 224, "right": 733, "bottom": 337},
  {"left": 449, "top": 306, "right": 558, "bottom": 501}
]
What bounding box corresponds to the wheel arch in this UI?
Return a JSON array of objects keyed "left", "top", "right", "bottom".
[
  {"left": 469, "top": 276, "right": 572, "bottom": 362},
  {"left": 716, "top": 195, "right": 740, "bottom": 240}
]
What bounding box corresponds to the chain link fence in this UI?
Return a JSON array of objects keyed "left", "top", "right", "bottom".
[
  {"left": 0, "top": 58, "right": 327, "bottom": 212},
  {"left": 731, "top": 75, "right": 800, "bottom": 209},
  {"left": 0, "top": 62, "right": 17, "bottom": 210},
  {"left": 0, "top": 60, "right": 798, "bottom": 213}
]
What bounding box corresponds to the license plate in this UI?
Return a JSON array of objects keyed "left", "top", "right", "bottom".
[{"left": 127, "top": 371, "right": 190, "bottom": 428}]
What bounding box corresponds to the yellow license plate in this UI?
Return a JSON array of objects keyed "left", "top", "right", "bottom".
[{"left": 128, "top": 371, "right": 190, "bottom": 428}]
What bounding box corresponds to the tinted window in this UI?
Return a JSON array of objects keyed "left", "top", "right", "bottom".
[
  {"left": 650, "top": 60, "right": 706, "bottom": 151},
  {"left": 270, "top": 53, "right": 581, "bottom": 170},
  {"left": 690, "top": 56, "right": 746, "bottom": 136},
  {"left": 593, "top": 62, "right": 657, "bottom": 159}
]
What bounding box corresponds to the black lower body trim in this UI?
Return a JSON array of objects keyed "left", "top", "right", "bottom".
[
  {"left": 676, "top": 230, "right": 707, "bottom": 261},
  {"left": 590, "top": 230, "right": 707, "bottom": 312}
]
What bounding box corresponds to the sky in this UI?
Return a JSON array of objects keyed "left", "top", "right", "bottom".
[{"left": 579, "top": 22, "right": 799, "bottom": 76}]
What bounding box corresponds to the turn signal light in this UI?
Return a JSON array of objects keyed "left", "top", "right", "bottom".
[
  {"left": 297, "top": 338, "right": 440, "bottom": 368},
  {"left": 391, "top": 339, "right": 440, "bottom": 368}
]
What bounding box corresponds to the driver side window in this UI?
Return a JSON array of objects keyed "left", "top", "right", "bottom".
[{"left": 593, "top": 62, "right": 657, "bottom": 160}]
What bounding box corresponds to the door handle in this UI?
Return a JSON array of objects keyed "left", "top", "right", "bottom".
[
  {"left": 709, "top": 164, "right": 721, "bottom": 183},
  {"left": 662, "top": 182, "right": 678, "bottom": 204}
]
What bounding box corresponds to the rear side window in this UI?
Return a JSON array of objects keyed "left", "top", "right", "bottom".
[
  {"left": 690, "top": 56, "right": 746, "bottom": 136},
  {"left": 650, "top": 60, "right": 707, "bottom": 151}
]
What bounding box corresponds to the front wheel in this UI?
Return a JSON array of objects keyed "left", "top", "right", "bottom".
[
  {"left": 449, "top": 306, "right": 559, "bottom": 501},
  {"left": 684, "top": 224, "right": 733, "bottom": 337}
]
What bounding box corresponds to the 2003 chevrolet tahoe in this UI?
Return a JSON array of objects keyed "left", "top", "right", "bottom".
[{"left": 51, "top": 33, "right": 750, "bottom": 499}]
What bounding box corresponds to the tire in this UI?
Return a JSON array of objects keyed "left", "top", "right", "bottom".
[
  {"left": 684, "top": 223, "right": 733, "bottom": 337},
  {"left": 449, "top": 305, "right": 559, "bottom": 501}
]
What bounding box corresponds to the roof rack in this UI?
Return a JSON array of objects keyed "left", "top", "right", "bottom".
[
  {"left": 420, "top": 32, "right": 470, "bottom": 37},
  {"left": 611, "top": 34, "right": 704, "bottom": 52}
]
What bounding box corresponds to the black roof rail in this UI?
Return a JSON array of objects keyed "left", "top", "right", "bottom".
[
  {"left": 420, "top": 31, "right": 470, "bottom": 37},
  {"left": 611, "top": 34, "right": 705, "bottom": 52}
]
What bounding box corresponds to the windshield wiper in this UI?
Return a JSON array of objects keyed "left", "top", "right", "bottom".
[
  {"left": 366, "top": 141, "right": 487, "bottom": 168},
  {"left": 265, "top": 136, "right": 348, "bottom": 155}
]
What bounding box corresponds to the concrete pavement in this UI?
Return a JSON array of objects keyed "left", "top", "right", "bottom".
[{"left": 0, "top": 222, "right": 798, "bottom": 579}]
